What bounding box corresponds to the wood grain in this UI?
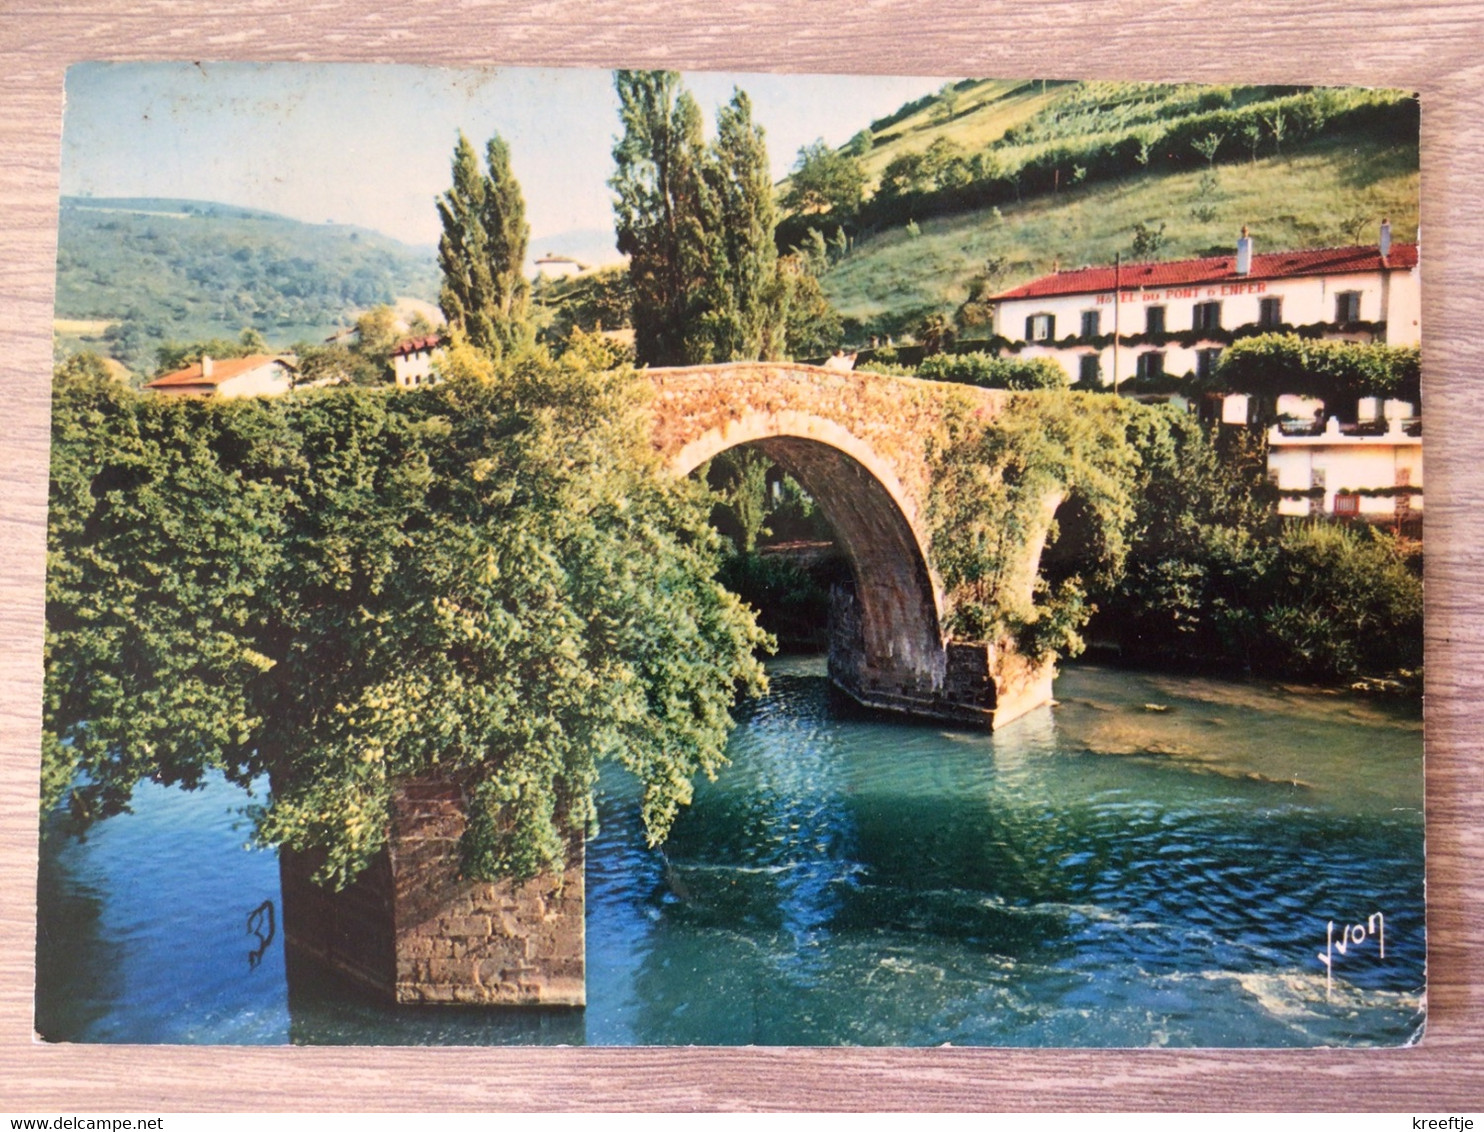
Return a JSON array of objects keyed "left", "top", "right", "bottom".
[{"left": 2, "top": 1, "right": 1481, "bottom": 1111}]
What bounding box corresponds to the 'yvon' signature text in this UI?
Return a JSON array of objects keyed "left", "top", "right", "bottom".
[{"left": 1317, "top": 912, "right": 1385, "bottom": 999}]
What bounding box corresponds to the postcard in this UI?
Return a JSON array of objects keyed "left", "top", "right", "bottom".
[{"left": 39, "top": 62, "right": 1423, "bottom": 1047}]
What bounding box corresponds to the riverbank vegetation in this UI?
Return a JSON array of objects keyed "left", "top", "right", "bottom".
[{"left": 922, "top": 392, "right": 1421, "bottom": 685}]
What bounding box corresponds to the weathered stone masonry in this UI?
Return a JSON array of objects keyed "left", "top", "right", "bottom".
[
  {"left": 281, "top": 776, "right": 585, "bottom": 1006},
  {"left": 652, "top": 362, "right": 1055, "bottom": 729}
]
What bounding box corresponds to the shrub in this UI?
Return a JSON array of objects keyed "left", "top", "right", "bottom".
[
  {"left": 918, "top": 351, "right": 1069, "bottom": 390},
  {"left": 1245, "top": 522, "right": 1422, "bottom": 680}
]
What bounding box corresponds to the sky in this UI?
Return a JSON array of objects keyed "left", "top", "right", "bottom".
[{"left": 61, "top": 62, "right": 949, "bottom": 265}]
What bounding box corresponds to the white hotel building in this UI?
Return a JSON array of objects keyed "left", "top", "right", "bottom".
[
  {"left": 987, "top": 226, "right": 1422, "bottom": 523},
  {"left": 986, "top": 225, "right": 1419, "bottom": 389}
]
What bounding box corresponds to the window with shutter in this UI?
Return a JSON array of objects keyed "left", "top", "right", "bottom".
[
  {"left": 1026, "top": 313, "right": 1055, "bottom": 342},
  {"left": 1145, "top": 306, "right": 1166, "bottom": 335},
  {"left": 1081, "top": 310, "right": 1100, "bottom": 338}
]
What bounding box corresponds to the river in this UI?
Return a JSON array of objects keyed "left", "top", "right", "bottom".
[{"left": 35, "top": 658, "right": 1424, "bottom": 1047}]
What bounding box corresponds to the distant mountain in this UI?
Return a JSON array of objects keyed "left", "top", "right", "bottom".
[{"left": 54, "top": 197, "right": 440, "bottom": 373}]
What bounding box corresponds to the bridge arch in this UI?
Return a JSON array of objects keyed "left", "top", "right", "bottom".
[
  {"left": 670, "top": 411, "right": 946, "bottom": 699},
  {"left": 647, "top": 361, "right": 1055, "bottom": 728}
]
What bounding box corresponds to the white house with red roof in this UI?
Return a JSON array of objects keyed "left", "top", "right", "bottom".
[
  {"left": 987, "top": 223, "right": 1419, "bottom": 390},
  {"left": 990, "top": 223, "right": 1422, "bottom": 525},
  {"left": 143, "top": 353, "right": 297, "bottom": 398},
  {"left": 390, "top": 334, "right": 445, "bottom": 389}
]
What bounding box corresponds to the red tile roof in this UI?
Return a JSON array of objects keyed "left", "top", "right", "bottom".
[
  {"left": 391, "top": 334, "right": 444, "bottom": 357},
  {"left": 990, "top": 242, "right": 1419, "bottom": 302},
  {"left": 144, "top": 354, "right": 292, "bottom": 389}
]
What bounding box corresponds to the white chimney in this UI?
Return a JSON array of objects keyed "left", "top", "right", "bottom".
[
  {"left": 1379, "top": 217, "right": 1392, "bottom": 258},
  {"left": 1236, "top": 225, "right": 1253, "bottom": 276},
  {"left": 201, "top": 355, "right": 214, "bottom": 378}
]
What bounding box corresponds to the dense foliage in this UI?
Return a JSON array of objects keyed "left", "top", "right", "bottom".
[
  {"left": 1212, "top": 333, "right": 1421, "bottom": 414},
  {"left": 1090, "top": 405, "right": 1422, "bottom": 681},
  {"left": 781, "top": 140, "right": 866, "bottom": 219},
  {"left": 916, "top": 351, "right": 1068, "bottom": 390},
  {"left": 925, "top": 393, "right": 1422, "bottom": 683},
  {"left": 533, "top": 265, "right": 635, "bottom": 349},
  {"left": 437, "top": 133, "right": 532, "bottom": 358},
  {"left": 859, "top": 350, "right": 1068, "bottom": 390},
  {"left": 45, "top": 350, "right": 766, "bottom": 887},
  {"left": 927, "top": 392, "right": 1135, "bottom": 660}
]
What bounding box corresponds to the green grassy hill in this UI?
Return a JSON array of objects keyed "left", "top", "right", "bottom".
[
  {"left": 857, "top": 80, "right": 1063, "bottom": 188},
  {"left": 793, "top": 82, "right": 1419, "bottom": 340},
  {"left": 54, "top": 197, "right": 440, "bottom": 373}
]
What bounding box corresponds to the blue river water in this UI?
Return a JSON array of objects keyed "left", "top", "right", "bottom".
[{"left": 34, "top": 659, "right": 1424, "bottom": 1047}]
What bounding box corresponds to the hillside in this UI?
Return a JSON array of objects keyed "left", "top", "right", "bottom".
[
  {"left": 788, "top": 81, "right": 1420, "bottom": 340},
  {"left": 824, "top": 138, "right": 1419, "bottom": 336},
  {"left": 54, "top": 197, "right": 440, "bottom": 372}
]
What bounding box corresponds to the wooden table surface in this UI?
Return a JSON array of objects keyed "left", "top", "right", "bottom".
[{"left": 2, "top": 1, "right": 1481, "bottom": 1111}]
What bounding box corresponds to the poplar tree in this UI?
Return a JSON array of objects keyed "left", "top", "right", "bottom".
[
  {"left": 610, "top": 70, "right": 717, "bottom": 367},
  {"left": 437, "top": 132, "right": 531, "bottom": 357},
  {"left": 701, "top": 89, "right": 781, "bottom": 362}
]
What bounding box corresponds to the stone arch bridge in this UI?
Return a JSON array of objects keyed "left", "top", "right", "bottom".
[
  {"left": 648, "top": 361, "right": 1063, "bottom": 730},
  {"left": 284, "top": 361, "right": 1073, "bottom": 1009}
]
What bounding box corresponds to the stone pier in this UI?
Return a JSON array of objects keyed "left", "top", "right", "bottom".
[{"left": 280, "top": 776, "right": 585, "bottom": 1006}]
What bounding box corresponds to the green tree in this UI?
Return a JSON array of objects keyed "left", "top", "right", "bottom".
[
  {"left": 781, "top": 139, "right": 866, "bottom": 219},
  {"left": 936, "top": 82, "right": 960, "bottom": 123},
  {"left": 1131, "top": 220, "right": 1167, "bottom": 260},
  {"left": 532, "top": 264, "right": 635, "bottom": 348},
  {"left": 44, "top": 353, "right": 768, "bottom": 886},
  {"left": 612, "top": 72, "right": 794, "bottom": 366},
  {"left": 1242, "top": 122, "right": 1263, "bottom": 164},
  {"left": 698, "top": 90, "right": 782, "bottom": 362},
  {"left": 879, "top": 151, "right": 930, "bottom": 199},
  {"left": 704, "top": 447, "right": 773, "bottom": 553},
  {"left": 1192, "top": 130, "right": 1226, "bottom": 167},
  {"left": 774, "top": 254, "right": 842, "bottom": 359},
  {"left": 290, "top": 341, "right": 377, "bottom": 388},
  {"left": 437, "top": 132, "right": 532, "bottom": 358},
  {"left": 1264, "top": 107, "right": 1287, "bottom": 155},
  {"left": 924, "top": 137, "right": 970, "bottom": 189},
  {"left": 610, "top": 70, "right": 717, "bottom": 366}
]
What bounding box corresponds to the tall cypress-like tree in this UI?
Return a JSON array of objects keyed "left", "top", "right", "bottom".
[
  {"left": 611, "top": 72, "right": 832, "bottom": 366},
  {"left": 437, "top": 132, "right": 531, "bottom": 357},
  {"left": 702, "top": 89, "right": 783, "bottom": 362},
  {"left": 610, "top": 71, "right": 716, "bottom": 367}
]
